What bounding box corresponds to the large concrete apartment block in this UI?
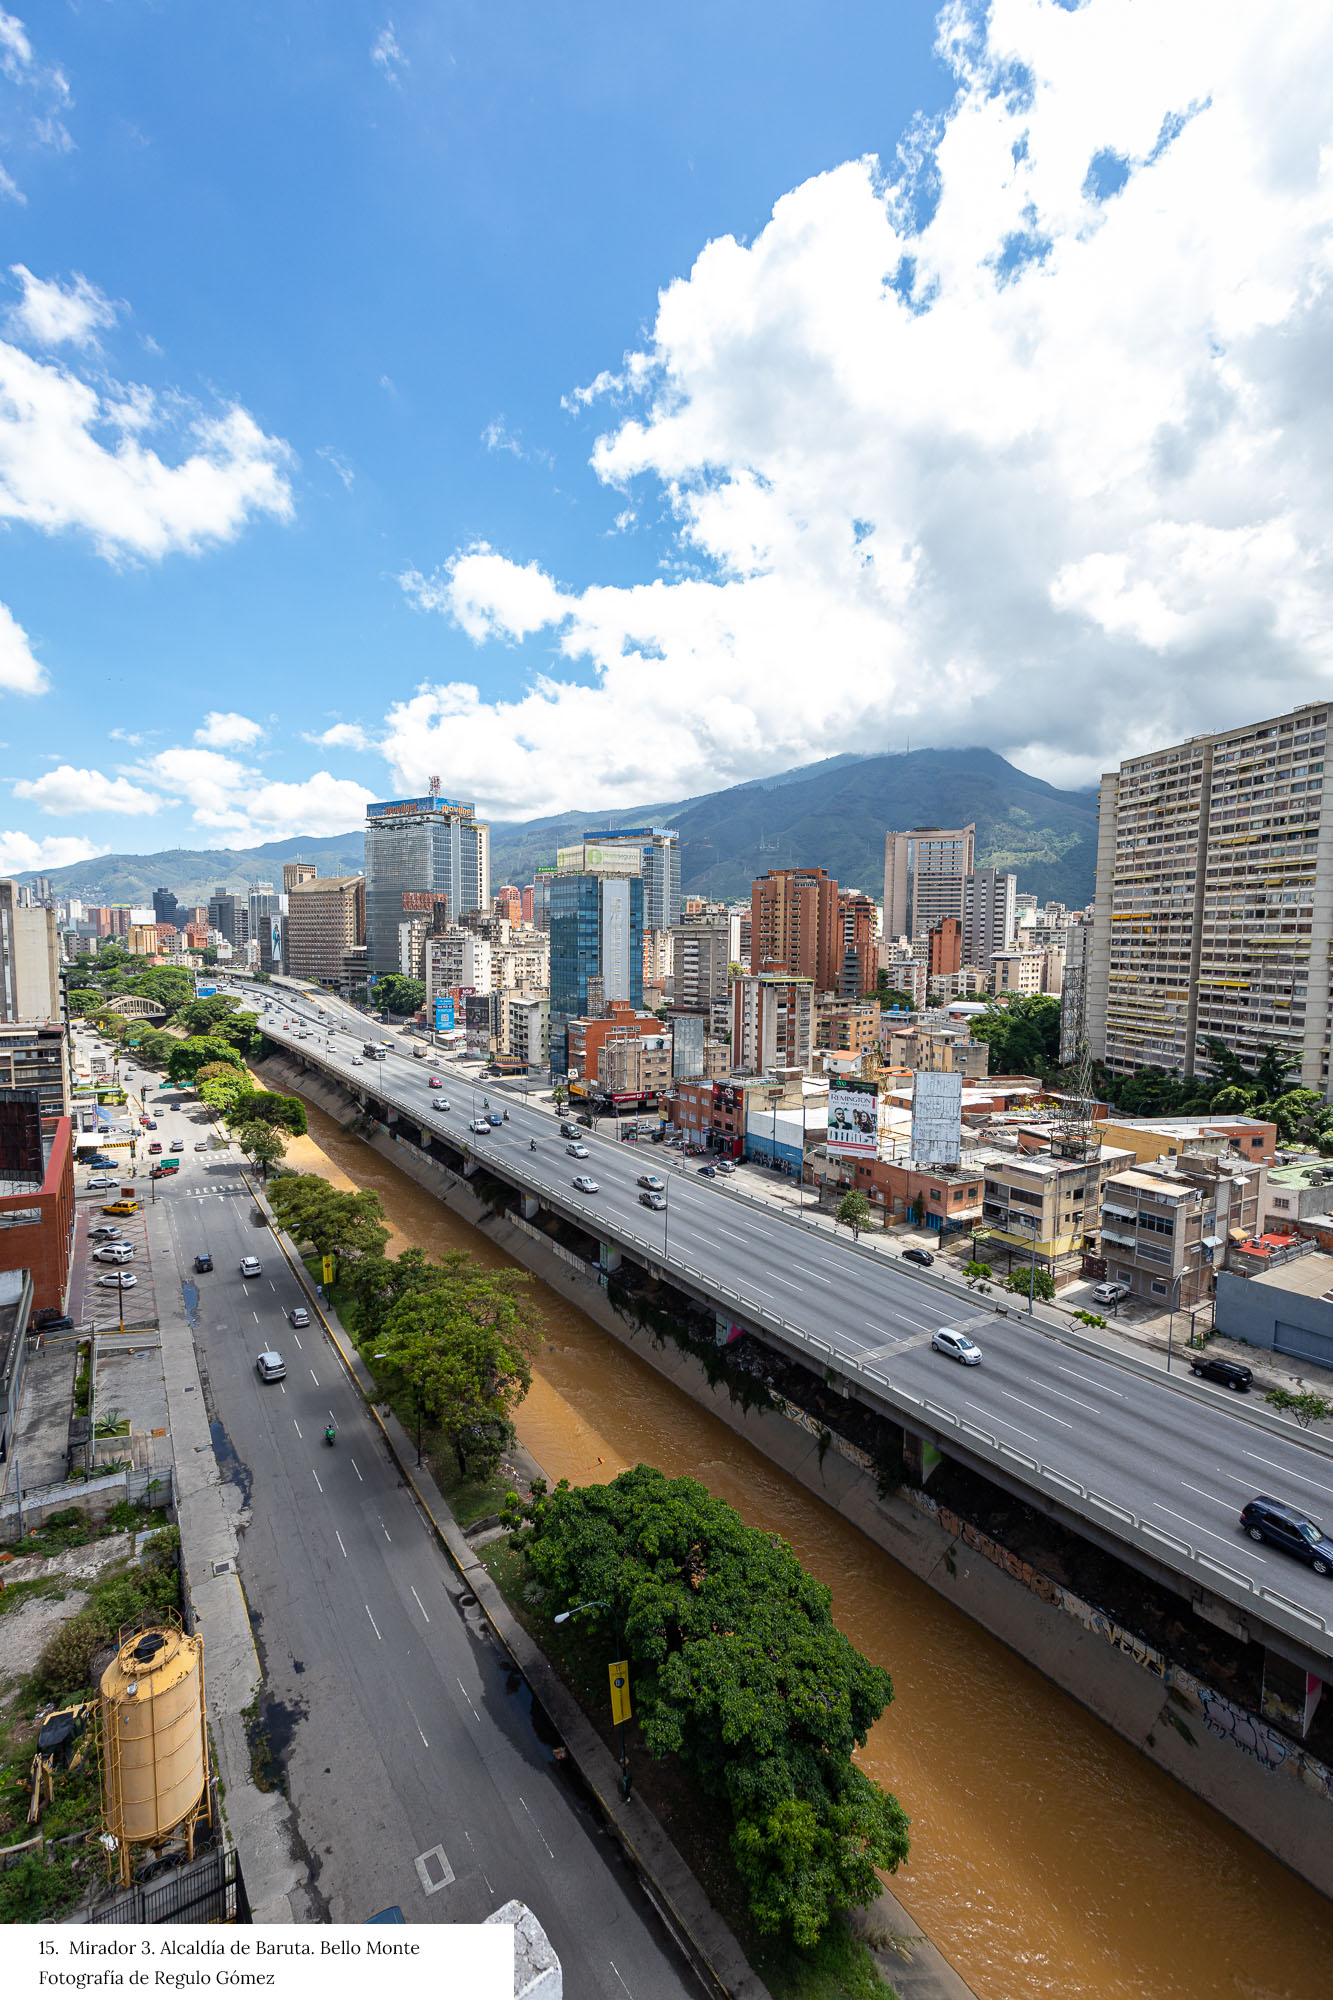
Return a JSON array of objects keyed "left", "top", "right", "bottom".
[
  {"left": 1087, "top": 702, "right": 1333, "bottom": 1096},
  {"left": 883, "top": 827, "right": 976, "bottom": 941}
]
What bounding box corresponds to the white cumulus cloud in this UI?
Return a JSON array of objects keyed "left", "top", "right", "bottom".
[
  {"left": 0, "top": 599, "right": 46, "bottom": 694},
  {"left": 126, "top": 746, "right": 372, "bottom": 842},
  {"left": 13, "top": 764, "right": 160, "bottom": 814},
  {"left": 8, "top": 265, "right": 115, "bottom": 348},
  {"left": 194, "top": 710, "right": 263, "bottom": 749},
  {"left": 305, "top": 722, "right": 374, "bottom": 752},
  {"left": 372, "top": 23, "right": 406, "bottom": 84},
  {"left": 0, "top": 829, "right": 104, "bottom": 873},
  {"left": 397, "top": 0, "right": 1333, "bottom": 812}
]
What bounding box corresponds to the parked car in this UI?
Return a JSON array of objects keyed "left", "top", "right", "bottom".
[
  {"left": 902, "top": 1247, "right": 934, "bottom": 1268},
  {"left": 1190, "top": 1355, "right": 1253, "bottom": 1392},
  {"left": 94, "top": 1245, "right": 135, "bottom": 1264},
  {"left": 96, "top": 1271, "right": 138, "bottom": 1289},
  {"left": 148, "top": 1141, "right": 163, "bottom": 1155},
  {"left": 431, "top": 1097, "right": 450, "bottom": 1110},
  {"left": 1240, "top": 1496, "right": 1333, "bottom": 1576},
  {"left": 256, "top": 1351, "right": 286, "bottom": 1382},
  {"left": 194, "top": 1253, "right": 213, "bottom": 1273},
  {"left": 696, "top": 1163, "right": 717, "bottom": 1178},
  {"left": 89, "top": 1224, "right": 123, "bottom": 1241},
  {"left": 240, "top": 1255, "right": 263, "bottom": 1278},
  {"left": 572, "top": 1175, "right": 600, "bottom": 1194},
  {"left": 289, "top": 1306, "right": 309, "bottom": 1328},
  {"left": 1092, "top": 1281, "right": 1131, "bottom": 1306},
  {"left": 102, "top": 1200, "right": 139, "bottom": 1217},
  {"left": 715, "top": 1159, "right": 737, "bottom": 1175},
  {"left": 639, "top": 1190, "right": 666, "bottom": 1210},
  {"left": 931, "top": 1327, "right": 983, "bottom": 1366},
  {"left": 566, "top": 1143, "right": 589, "bottom": 1158},
  {"left": 637, "top": 1174, "right": 665, "bottom": 1191}
]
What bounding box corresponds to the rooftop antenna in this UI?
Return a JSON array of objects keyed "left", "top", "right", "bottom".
[{"left": 428, "top": 775, "right": 441, "bottom": 797}]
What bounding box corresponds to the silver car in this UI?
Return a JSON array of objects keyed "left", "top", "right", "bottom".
[{"left": 932, "top": 1327, "right": 982, "bottom": 1365}]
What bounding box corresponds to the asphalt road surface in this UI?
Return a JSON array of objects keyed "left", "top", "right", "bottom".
[
  {"left": 72, "top": 1030, "right": 700, "bottom": 1987},
  {"left": 235, "top": 985, "right": 1333, "bottom": 1644}
]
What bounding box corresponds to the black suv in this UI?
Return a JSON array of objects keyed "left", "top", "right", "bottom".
[
  {"left": 1240, "top": 1496, "right": 1333, "bottom": 1576},
  {"left": 1189, "top": 1355, "right": 1253, "bottom": 1392},
  {"left": 194, "top": 1252, "right": 213, "bottom": 1273}
]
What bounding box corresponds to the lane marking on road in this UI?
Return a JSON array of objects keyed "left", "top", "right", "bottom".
[
  {"left": 999, "top": 1388, "right": 1072, "bottom": 1428},
  {"left": 609, "top": 1964, "right": 634, "bottom": 1998},
  {"left": 967, "top": 1401, "right": 1041, "bottom": 1446},
  {"left": 407, "top": 1706, "right": 429, "bottom": 1748},
  {"left": 293, "top": 1420, "right": 302, "bottom": 1440},
  {"left": 1243, "top": 1448, "right": 1333, "bottom": 1501},
  {"left": 411, "top": 1586, "right": 431, "bottom": 1623},
  {"left": 252, "top": 1310, "right": 259, "bottom": 1323},
  {"left": 365, "top": 1604, "right": 383, "bottom": 1642},
  {"left": 1033, "top": 1382, "right": 1100, "bottom": 1415},
  {"left": 1215, "top": 1470, "right": 1264, "bottom": 1490},
  {"left": 1058, "top": 1364, "right": 1124, "bottom": 1399},
  {"left": 414, "top": 1845, "right": 454, "bottom": 1895},
  {"left": 1181, "top": 1479, "right": 1230, "bottom": 1507},
  {"left": 309, "top": 1368, "right": 320, "bottom": 1386},
  {"left": 517, "top": 1796, "right": 555, "bottom": 1861},
  {"left": 462, "top": 1830, "right": 493, "bottom": 1899},
  {"left": 312, "top": 1470, "right": 323, "bottom": 1494},
  {"left": 350, "top": 1456, "right": 363, "bottom": 1482},
  {"left": 379, "top": 1518, "right": 392, "bottom": 1542},
  {"left": 1155, "top": 1500, "right": 1262, "bottom": 1552},
  {"left": 293, "top": 1335, "right": 302, "bottom": 1350},
  {"left": 456, "top": 1676, "right": 480, "bottom": 1721},
  {"left": 270, "top": 1281, "right": 276, "bottom": 1293},
  {"left": 335, "top": 1531, "right": 348, "bottom": 1559}
]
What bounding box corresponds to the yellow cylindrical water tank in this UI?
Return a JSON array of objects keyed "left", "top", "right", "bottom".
[{"left": 100, "top": 1626, "right": 207, "bottom": 1845}]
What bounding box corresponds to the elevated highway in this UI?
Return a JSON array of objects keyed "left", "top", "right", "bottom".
[{"left": 229, "top": 980, "right": 1333, "bottom": 1677}]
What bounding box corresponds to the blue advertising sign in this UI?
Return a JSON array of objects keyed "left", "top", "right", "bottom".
[
  {"left": 434, "top": 997, "right": 455, "bottom": 1031},
  {"left": 196, "top": 982, "right": 218, "bottom": 998}
]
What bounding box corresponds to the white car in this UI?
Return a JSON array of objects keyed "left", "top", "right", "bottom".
[
  {"left": 240, "top": 1256, "right": 263, "bottom": 1278},
  {"left": 94, "top": 1245, "right": 135, "bottom": 1263},
  {"left": 572, "top": 1174, "right": 600, "bottom": 1194},
  {"left": 86, "top": 1175, "right": 115, "bottom": 1190},
  {"left": 97, "top": 1271, "right": 138, "bottom": 1289},
  {"left": 566, "top": 1142, "right": 589, "bottom": 1158},
  {"left": 351, "top": 1056, "right": 364, "bottom": 1066},
  {"left": 432, "top": 1096, "right": 451, "bottom": 1110},
  {"left": 469, "top": 1117, "right": 491, "bottom": 1134},
  {"left": 931, "top": 1327, "right": 983, "bottom": 1366},
  {"left": 195, "top": 1140, "right": 209, "bottom": 1151}
]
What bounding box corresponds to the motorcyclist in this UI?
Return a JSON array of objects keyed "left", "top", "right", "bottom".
[
  {"left": 503, "top": 1109, "right": 509, "bottom": 1122},
  {"left": 324, "top": 1422, "right": 336, "bottom": 1446},
  {"left": 483, "top": 1097, "right": 489, "bottom": 1108},
  {"left": 529, "top": 1138, "right": 536, "bottom": 1151}
]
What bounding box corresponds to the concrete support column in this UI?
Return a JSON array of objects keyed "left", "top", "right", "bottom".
[
  {"left": 521, "top": 1194, "right": 540, "bottom": 1221},
  {"left": 1262, "top": 1645, "right": 1323, "bottom": 1737},
  {"left": 462, "top": 1157, "right": 478, "bottom": 1179},
  {"left": 600, "top": 1243, "right": 622, "bottom": 1274}
]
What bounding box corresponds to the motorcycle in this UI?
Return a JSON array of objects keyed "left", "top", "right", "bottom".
[
  {"left": 324, "top": 1424, "right": 336, "bottom": 1447},
  {"left": 529, "top": 1138, "right": 537, "bottom": 1151}
]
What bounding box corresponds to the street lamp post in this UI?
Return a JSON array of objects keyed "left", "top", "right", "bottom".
[{"left": 554, "top": 1599, "right": 632, "bottom": 1800}]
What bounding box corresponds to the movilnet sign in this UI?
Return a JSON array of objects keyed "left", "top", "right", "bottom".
[{"left": 368, "top": 796, "right": 473, "bottom": 819}]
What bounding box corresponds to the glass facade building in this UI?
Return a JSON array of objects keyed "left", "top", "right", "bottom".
[
  {"left": 582, "top": 826, "right": 680, "bottom": 931},
  {"left": 549, "top": 871, "right": 643, "bottom": 1073},
  {"left": 364, "top": 796, "right": 490, "bottom": 976}
]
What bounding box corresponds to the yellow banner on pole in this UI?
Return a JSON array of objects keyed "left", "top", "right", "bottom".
[
  {"left": 321, "top": 1255, "right": 334, "bottom": 1285},
  {"left": 608, "top": 1661, "right": 632, "bottom": 1726}
]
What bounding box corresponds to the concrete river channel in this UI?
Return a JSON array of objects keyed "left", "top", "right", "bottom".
[{"left": 280, "top": 1100, "right": 1333, "bottom": 2000}]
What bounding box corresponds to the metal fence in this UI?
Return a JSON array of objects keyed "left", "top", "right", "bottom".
[{"left": 91, "top": 1845, "right": 249, "bottom": 1925}]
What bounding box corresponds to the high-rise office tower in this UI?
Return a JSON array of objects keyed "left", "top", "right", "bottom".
[
  {"left": 286, "top": 877, "right": 366, "bottom": 984},
  {"left": 549, "top": 855, "right": 644, "bottom": 1073},
  {"left": 883, "top": 826, "right": 976, "bottom": 940},
  {"left": 0, "top": 881, "right": 61, "bottom": 1022},
  {"left": 207, "top": 887, "right": 247, "bottom": 949},
  {"left": 364, "top": 793, "right": 490, "bottom": 976},
  {"left": 283, "top": 861, "right": 318, "bottom": 895},
  {"left": 1086, "top": 701, "right": 1332, "bottom": 1091},
  {"left": 962, "top": 867, "right": 1017, "bottom": 966},
  {"left": 152, "top": 886, "right": 181, "bottom": 930},
  {"left": 581, "top": 826, "right": 681, "bottom": 930},
  {"left": 836, "top": 890, "right": 878, "bottom": 997},
  {"left": 750, "top": 867, "right": 843, "bottom": 991}
]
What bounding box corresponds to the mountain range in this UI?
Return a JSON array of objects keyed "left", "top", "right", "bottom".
[{"left": 21, "top": 748, "right": 1099, "bottom": 912}]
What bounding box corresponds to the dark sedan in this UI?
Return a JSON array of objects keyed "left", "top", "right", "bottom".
[
  {"left": 902, "top": 1247, "right": 934, "bottom": 1267},
  {"left": 1189, "top": 1354, "right": 1252, "bottom": 1392}
]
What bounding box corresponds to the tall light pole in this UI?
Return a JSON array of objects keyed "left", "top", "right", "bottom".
[{"left": 554, "top": 1600, "right": 632, "bottom": 1800}]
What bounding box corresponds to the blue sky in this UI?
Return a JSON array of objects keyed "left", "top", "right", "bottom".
[{"left": 2, "top": 1, "right": 1331, "bottom": 869}]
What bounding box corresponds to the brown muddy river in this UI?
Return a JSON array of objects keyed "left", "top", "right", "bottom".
[{"left": 282, "top": 1105, "right": 1333, "bottom": 1999}]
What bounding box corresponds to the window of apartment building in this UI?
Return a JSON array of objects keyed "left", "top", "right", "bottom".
[
  {"left": 1137, "top": 1210, "right": 1174, "bottom": 1234},
  {"left": 1150, "top": 1279, "right": 1168, "bottom": 1296},
  {"left": 1271, "top": 1196, "right": 1290, "bottom": 1211}
]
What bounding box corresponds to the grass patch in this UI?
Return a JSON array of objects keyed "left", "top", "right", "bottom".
[
  {"left": 0, "top": 1576, "right": 69, "bottom": 1621},
  {"left": 479, "top": 1537, "right": 898, "bottom": 2000}
]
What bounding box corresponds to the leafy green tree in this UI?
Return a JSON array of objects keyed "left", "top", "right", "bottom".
[
  {"left": 1207, "top": 1084, "right": 1257, "bottom": 1114},
  {"left": 229, "top": 1089, "right": 308, "bottom": 1136},
  {"left": 268, "top": 1174, "right": 389, "bottom": 1275},
  {"left": 129, "top": 967, "right": 196, "bottom": 1013},
  {"left": 1264, "top": 1387, "right": 1333, "bottom": 1429},
  {"left": 376, "top": 1260, "right": 540, "bottom": 1472},
  {"left": 166, "top": 1036, "right": 246, "bottom": 1086},
  {"left": 1004, "top": 1267, "right": 1055, "bottom": 1302},
  {"left": 200, "top": 946, "right": 219, "bottom": 965},
  {"left": 969, "top": 995, "right": 1062, "bottom": 1078},
  {"left": 133, "top": 1027, "right": 178, "bottom": 1070},
  {"left": 199, "top": 1069, "right": 251, "bottom": 1116},
  {"left": 344, "top": 1245, "right": 448, "bottom": 1345},
  {"left": 232, "top": 1120, "right": 287, "bottom": 1179},
  {"left": 502, "top": 1465, "right": 909, "bottom": 1945},
  {"left": 374, "top": 974, "right": 426, "bottom": 1017},
  {"left": 67, "top": 988, "right": 102, "bottom": 1016},
  {"left": 963, "top": 1259, "right": 992, "bottom": 1286},
  {"left": 836, "top": 1189, "right": 872, "bottom": 1240}
]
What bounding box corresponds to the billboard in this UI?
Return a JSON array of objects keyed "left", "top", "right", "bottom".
[
  {"left": 911, "top": 1069, "right": 964, "bottom": 1166},
  {"left": 672, "top": 1014, "right": 704, "bottom": 1078},
  {"left": 827, "top": 1077, "right": 878, "bottom": 1158},
  {"left": 195, "top": 981, "right": 218, "bottom": 999},
  {"left": 270, "top": 915, "right": 282, "bottom": 969},
  {"left": 434, "top": 996, "right": 456, "bottom": 1031}
]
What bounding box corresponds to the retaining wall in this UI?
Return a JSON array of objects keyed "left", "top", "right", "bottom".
[{"left": 258, "top": 1054, "right": 1333, "bottom": 1899}]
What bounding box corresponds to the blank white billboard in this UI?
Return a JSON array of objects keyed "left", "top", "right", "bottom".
[{"left": 911, "top": 1069, "right": 963, "bottom": 1165}]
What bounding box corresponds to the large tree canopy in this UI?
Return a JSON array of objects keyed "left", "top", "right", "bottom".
[
  {"left": 970, "top": 995, "right": 1062, "bottom": 1078},
  {"left": 166, "top": 1036, "right": 247, "bottom": 1086},
  {"left": 503, "top": 1465, "right": 908, "bottom": 1946}
]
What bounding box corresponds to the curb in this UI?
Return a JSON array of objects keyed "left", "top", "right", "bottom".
[{"left": 241, "top": 1169, "right": 772, "bottom": 2000}]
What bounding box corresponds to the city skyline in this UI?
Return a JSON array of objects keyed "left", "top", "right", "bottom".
[{"left": 4, "top": 3, "right": 1332, "bottom": 877}]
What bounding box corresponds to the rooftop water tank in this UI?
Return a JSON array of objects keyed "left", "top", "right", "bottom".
[{"left": 100, "top": 1626, "right": 207, "bottom": 1848}]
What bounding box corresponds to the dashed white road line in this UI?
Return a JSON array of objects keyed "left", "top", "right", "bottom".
[
  {"left": 1059, "top": 1363, "right": 1124, "bottom": 1399},
  {"left": 335, "top": 1531, "right": 348, "bottom": 1559},
  {"left": 1244, "top": 1448, "right": 1333, "bottom": 1502},
  {"left": 365, "top": 1604, "right": 383, "bottom": 1642},
  {"left": 309, "top": 1367, "right": 320, "bottom": 1386},
  {"left": 999, "top": 1387, "right": 1072, "bottom": 1428},
  {"left": 293, "top": 1420, "right": 302, "bottom": 1439},
  {"left": 1155, "top": 1500, "right": 1261, "bottom": 1552},
  {"left": 411, "top": 1586, "right": 431, "bottom": 1623},
  {"left": 517, "top": 1796, "right": 555, "bottom": 1861},
  {"left": 456, "top": 1676, "right": 481, "bottom": 1722},
  {"left": 967, "top": 1400, "right": 1041, "bottom": 1446},
  {"left": 609, "top": 1964, "right": 635, "bottom": 1998},
  {"left": 378, "top": 1517, "right": 391, "bottom": 1542},
  {"left": 312, "top": 1470, "right": 323, "bottom": 1494},
  {"left": 349, "top": 1457, "right": 363, "bottom": 1482}
]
